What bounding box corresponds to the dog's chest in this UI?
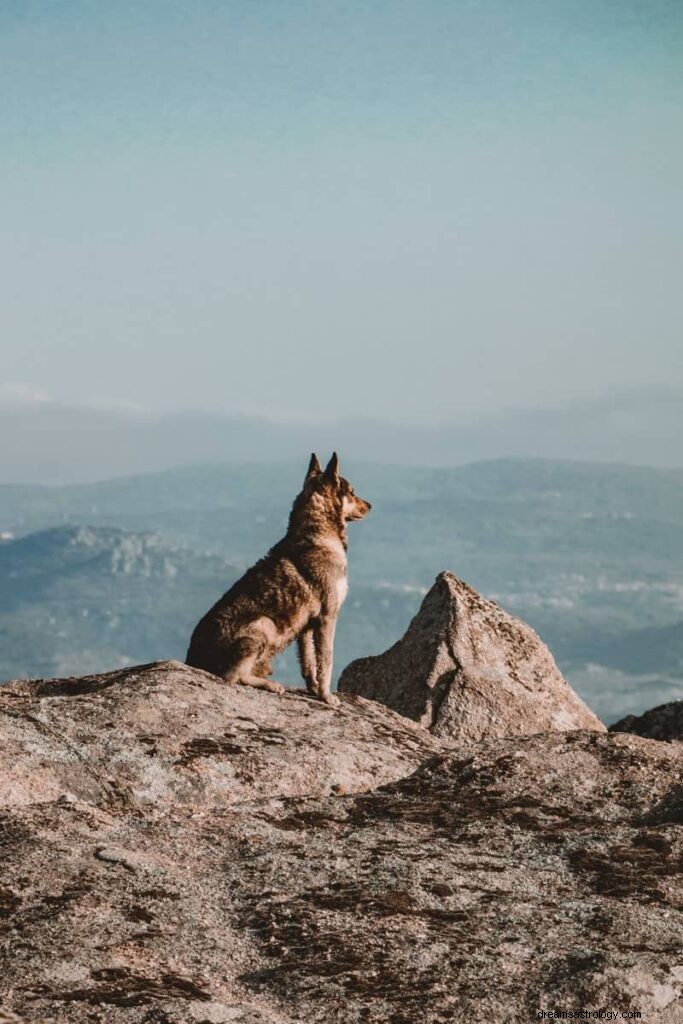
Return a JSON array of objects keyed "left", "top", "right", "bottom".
[
  {"left": 314, "top": 536, "right": 349, "bottom": 607},
  {"left": 335, "top": 574, "right": 349, "bottom": 605}
]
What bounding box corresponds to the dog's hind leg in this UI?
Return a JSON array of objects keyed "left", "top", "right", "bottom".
[
  {"left": 222, "top": 637, "right": 285, "bottom": 696},
  {"left": 255, "top": 653, "right": 275, "bottom": 677}
]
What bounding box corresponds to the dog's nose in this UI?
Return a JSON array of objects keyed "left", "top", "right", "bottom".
[{"left": 366, "top": 502, "right": 372, "bottom": 511}]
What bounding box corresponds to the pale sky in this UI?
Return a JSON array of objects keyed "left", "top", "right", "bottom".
[{"left": 1, "top": 1, "right": 682, "bottom": 423}]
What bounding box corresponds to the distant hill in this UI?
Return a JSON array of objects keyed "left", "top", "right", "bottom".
[
  {"left": 571, "top": 619, "right": 683, "bottom": 677},
  {"left": 1, "top": 458, "right": 682, "bottom": 721},
  {"left": 1, "top": 388, "right": 682, "bottom": 483},
  {"left": 0, "top": 526, "right": 243, "bottom": 680}
]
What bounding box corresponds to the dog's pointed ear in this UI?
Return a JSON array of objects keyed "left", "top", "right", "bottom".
[
  {"left": 323, "top": 452, "right": 339, "bottom": 483},
  {"left": 305, "top": 452, "right": 322, "bottom": 482}
]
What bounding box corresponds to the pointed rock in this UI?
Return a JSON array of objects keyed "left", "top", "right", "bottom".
[{"left": 338, "top": 571, "right": 604, "bottom": 741}]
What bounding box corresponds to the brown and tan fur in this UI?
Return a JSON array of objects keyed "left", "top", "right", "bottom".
[{"left": 186, "top": 453, "right": 371, "bottom": 707}]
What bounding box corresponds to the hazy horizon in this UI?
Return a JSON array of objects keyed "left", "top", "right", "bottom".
[
  {"left": 2, "top": 1, "right": 682, "bottom": 429},
  {"left": 0, "top": 385, "right": 682, "bottom": 484}
]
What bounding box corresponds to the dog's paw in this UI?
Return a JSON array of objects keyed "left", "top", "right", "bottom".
[
  {"left": 321, "top": 692, "right": 340, "bottom": 709},
  {"left": 265, "top": 680, "right": 286, "bottom": 696}
]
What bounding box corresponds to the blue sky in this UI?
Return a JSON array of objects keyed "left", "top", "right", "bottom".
[{"left": 1, "top": 1, "right": 682, "bottom": 421}]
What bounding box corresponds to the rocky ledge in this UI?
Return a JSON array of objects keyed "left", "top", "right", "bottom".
[
  {"left": 0, "top": 658, "right": 681, "bottom": 1023},
  {"left": 0, "top": 660, "right": 446, "bottom": 811}
]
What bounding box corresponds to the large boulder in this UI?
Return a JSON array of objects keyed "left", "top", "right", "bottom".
[
  {"left": 610, "top": 699, "right": 683, "bottom": 742},
  {"left": 0, "top": 662, "right": 680, "bottom": 1024},
  {"left": 0, "top": 660, "right": 447, "bottom": 811},
  {"left": 339, "top": 571, "right": 604, "bottom": 741}
]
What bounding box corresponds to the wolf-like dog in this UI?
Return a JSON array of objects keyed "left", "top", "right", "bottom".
[{"left": 186, "top": 453, "right": 371, "bottom": 707}]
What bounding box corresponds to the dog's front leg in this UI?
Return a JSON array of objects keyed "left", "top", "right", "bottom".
[
  {"left": 297, "top": 625, "right": 318, "bottom": 695},
  {"left": 313, "top": 614, "right": 340, "bottom": 708}
]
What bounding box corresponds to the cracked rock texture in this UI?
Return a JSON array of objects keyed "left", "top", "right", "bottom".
[
  {"left": 611, "top": 700, "right": 683, "bottom": 743},
  {"left": 0, "top": 660, "right": 445, "bottom": 812},
  {"left": 1, "top": 661, "right": 681, "bottom": 1023},
  {"left": 338, "top": 571, "right": 605, "bottom": 741}
]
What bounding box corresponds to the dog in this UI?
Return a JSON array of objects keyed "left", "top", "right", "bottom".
[{"left": 186, "top": 453, "right": 371, "bottom": 707}]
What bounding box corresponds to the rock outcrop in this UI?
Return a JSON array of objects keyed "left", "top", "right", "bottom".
[
  {"left": 339, "top": 571, "right": 605, "bottom": 741},
  {"left": 0, "top": 660, "right": 447, "bottom": 811},
  {"left": 611, "top": 699, "right": 683, "bottom": 742},
  {"left": 1, "top": 661, "right": 681, "bottom": 1023}
]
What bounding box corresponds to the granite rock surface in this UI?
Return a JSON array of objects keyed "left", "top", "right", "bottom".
[
  {"left": 1, "top": 661, "right": 680, "bottom": 1023},
  {"left": 339, "top": 571, "right": 604, "bottom": 741}
]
